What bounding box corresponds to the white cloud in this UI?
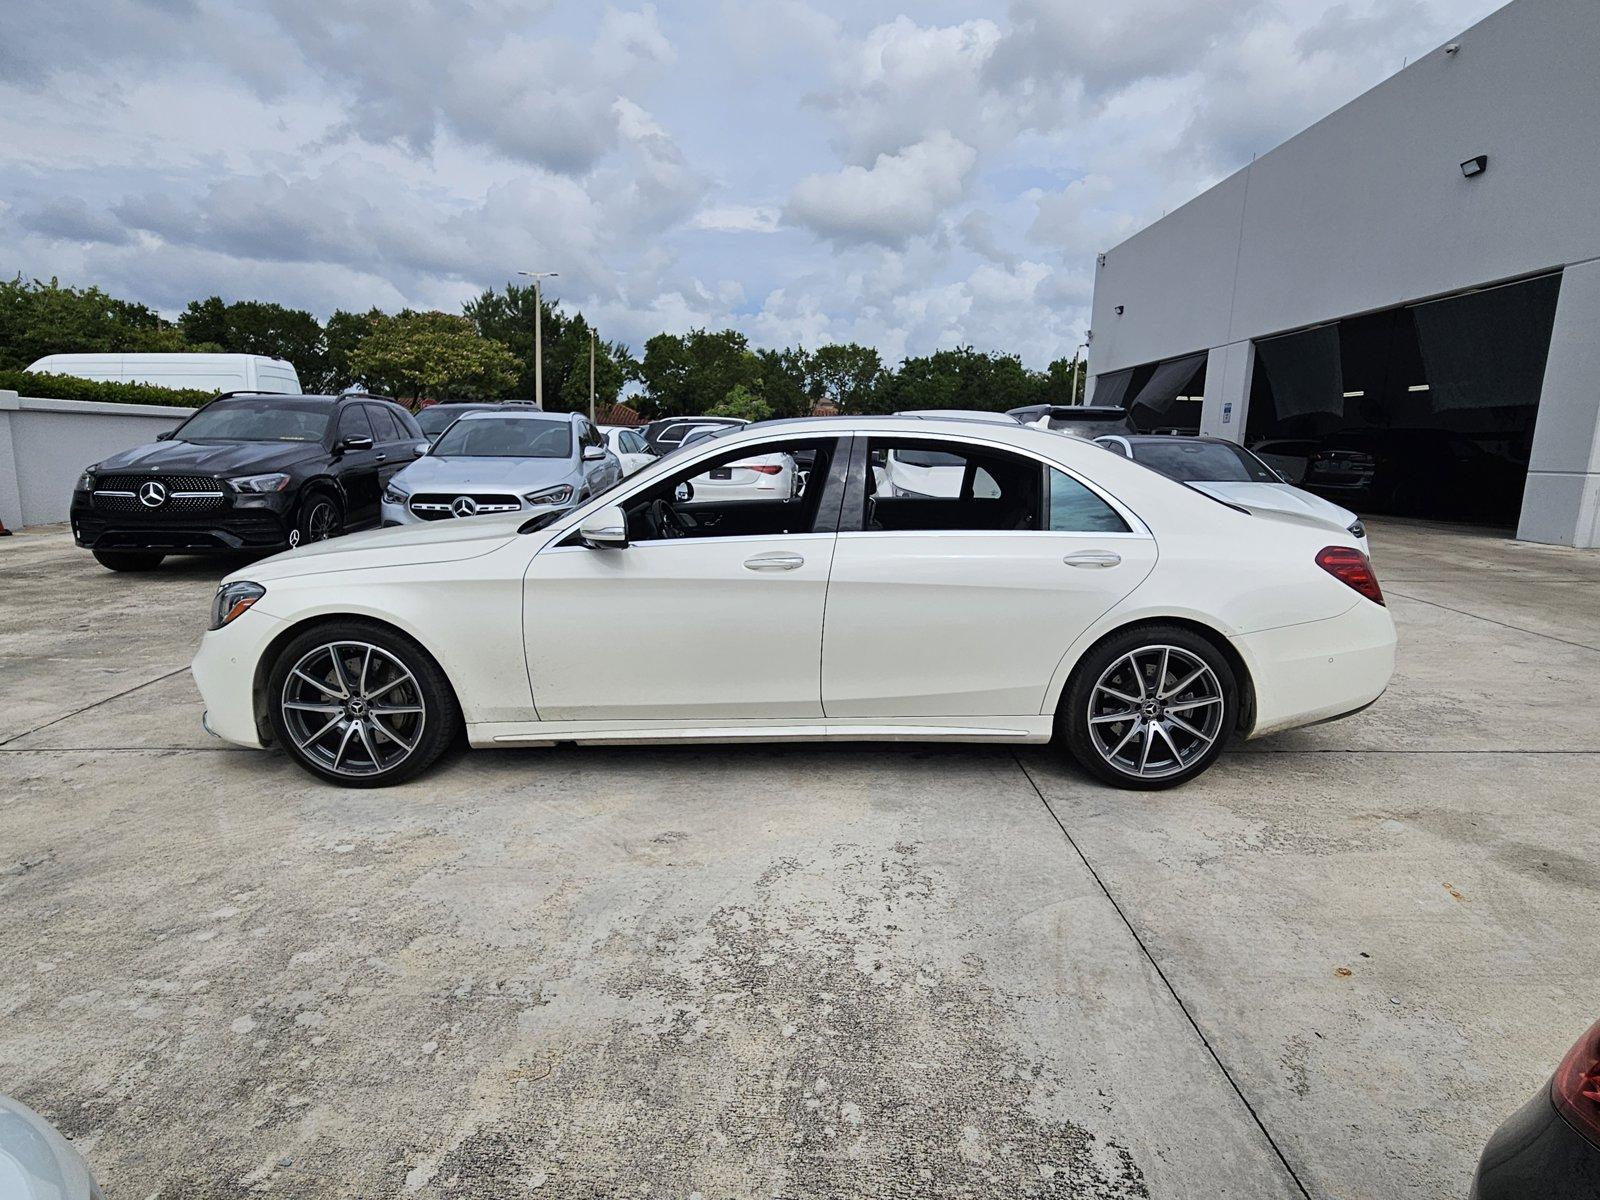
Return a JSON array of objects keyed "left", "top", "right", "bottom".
[{"left": 785, "top": 131, "right": 978, "bottom": 246}]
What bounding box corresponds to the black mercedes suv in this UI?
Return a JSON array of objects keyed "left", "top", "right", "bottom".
[{"left": 70, "top": 391, "right": 425, "bottom": 571}]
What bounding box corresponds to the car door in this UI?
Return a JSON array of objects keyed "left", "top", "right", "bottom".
[
  {"left": 820, "top": 434, "right": 1157, "bottom": 718},
  {"left": 364, "top": 404, "right": 415, "bottom": 491},
  {"left": 332, "top": 404, "right": 383, "bottom": 527},
  {"left": 522, "top": 434, "right": 847, "bottom": 722}
]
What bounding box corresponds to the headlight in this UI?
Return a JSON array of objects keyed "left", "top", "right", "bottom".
[
  {"left": 75, "top": 470, "right": 97, "bottom": 492},
  {"left": 383, "top": 483, "right": 410, "bottom": 504},
  {"left": 210, "top": 581, "right": 266, "bottom": 630},
  {"left": 229, "top": 473, "right": 291, "bottom": 493},
  {"left": 524, "top": 484, "right": 575, "bottom": 506}
]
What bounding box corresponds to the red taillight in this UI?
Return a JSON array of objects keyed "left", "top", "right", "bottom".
[
  {"left": 1553, "top": 1018, "right": 1600, "bottom": 1147},
  {"left": 1315, "top": 546, "right": 1385, "bottom": 605},
  {"left": 734, "top": 463, "right": 782, "bottom": 474}
]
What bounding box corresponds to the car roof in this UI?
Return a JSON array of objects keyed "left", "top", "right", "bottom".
[{"left": 454, "top": 408, "right": 572, "bottom": 422}]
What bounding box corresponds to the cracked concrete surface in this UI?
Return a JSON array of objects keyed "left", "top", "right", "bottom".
[{"left": 1, "top": 519, "right": 1596, "bottom": 1198}]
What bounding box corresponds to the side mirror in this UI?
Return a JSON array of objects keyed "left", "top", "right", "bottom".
[
  {"left": 338, "top": 434, "right": 374, "bottom": 453},
  {"left": 582, "top": 444, "right": 607, "bottom": 461},
  {"left": 155, "top": 430, "right": 174, "bottom": 441},
  {"left": 412, "top": 441, "right": 430, "bottom": 459},
  {"left": 578, "top": 504, "right": 629, "bottom": 548}
]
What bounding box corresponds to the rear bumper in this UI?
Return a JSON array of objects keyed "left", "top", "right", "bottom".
[
  {"left": 1471, "top": 1085, "right": 1600, "bottom": 1199},
  {"left": 1236, "top": 599, "right": 1396, "bottom": 738}
]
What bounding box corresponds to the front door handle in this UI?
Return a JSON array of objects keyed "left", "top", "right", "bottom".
[
  {"left": 375, "top": 453, "right": 388, "bottom": 463},
  {"left": 1064, "top": 550, "right": 1122, "bottom": 569},
  {"left": 744, "top": 552, "right": 805, "bottom": 571}
]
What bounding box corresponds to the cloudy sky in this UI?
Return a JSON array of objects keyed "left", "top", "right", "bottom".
[{"left": 0, "top": 0, "right": 1500, "bottom": 367}]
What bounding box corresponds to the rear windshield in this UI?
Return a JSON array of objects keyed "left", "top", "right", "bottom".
[
  {"left": 418, "top": 406, "right": 487, "bottom": 436},
  {"left": 431, "top": 417, "right": 572, "bottom": 458},
  {"left": 1130, "top": 441, "right": 1277, "bottom": 483},
  {"left": 177, "top": 399, "right": 330, "bottom": 442}
]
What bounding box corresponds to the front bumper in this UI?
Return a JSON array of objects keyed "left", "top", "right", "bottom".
[
  {"left": 71, "top": 493, "right": 292, "bottom": 554},
  {"left": 381, "top": 494, "right": 576, "bottom": 527},
  {"left": 191, "top": 608, "right": 287, "bottom": 749},
  {"left": 1236, "top": 598, "right": 1396, "bottom": 738}
]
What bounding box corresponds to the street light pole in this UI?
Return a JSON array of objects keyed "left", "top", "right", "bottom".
[
  {"left": 1070, "top": 341, "right": 1089, "bottom": 405},
  {"left": 589, "top": 328, "right": 596, "bottom": 422},
  {"left": 516, "top": 270, "right": 559, "bottom": 409}
]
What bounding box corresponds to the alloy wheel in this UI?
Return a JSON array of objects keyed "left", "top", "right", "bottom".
[
  {"left": 279, "top": 641, "right": 426, "bottom": 778},
  {"left": 305, "top": 499, "right": 339, "bottom": 542},
  {"left": 1086, "top": 645, "right": 1226, "bottom": 780}
]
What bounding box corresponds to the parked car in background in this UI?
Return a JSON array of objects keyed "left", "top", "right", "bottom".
[
  {"left": 193, "top": 416, "right": 1394, "bottom": 792},
  {"left": 381, "top": 410, "right": 622, "bottom": 526},
  {"left": 70, "top": 391, "right": 424, "bottom": 571},
  {"left": 642, "top": 415, "right": 748, "bottom": 453},
  {"left": 1302, "top": 427, "right": 1527, "bottom": 523},
  {"left": 1008, "top": 404, "right": 1137, "bottom": 439},
  {"left": 603, "top": 425, "right": 657, "bottom": 475},
  {"left": 1471, "top": 1017, "right": 1600, "bottom": 1198},
  {"left": 1248, "top": 438, "right": 1322, "bottom": 485},
  {"left": 1095, "top": 434, "right": 1367, "bottom": 552},
  {"left": 415, "top": 401, "right": 541, "bottom": 443},
  {"left": 685, "top": 448, "right": 798, "bottom": 502},
  {"left": 27, "top": 352, "right": 300, "bottom": 394},
  {"left": 0, "top": 1092, "right": 103, "bottom": 1199}
]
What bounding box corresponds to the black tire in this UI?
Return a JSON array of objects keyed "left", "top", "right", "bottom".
[
  {"left": 294, "top": 491, "right": 343, "bottom": 545},
  {"left": 1058, "top": 623, "right": 1238, "bottom": 791},
  {"left": 266, "top": 619, "right": 461, "bottom": 788},
  {"left": 92, "top": 549, "right": 164, "bottom": 571}
]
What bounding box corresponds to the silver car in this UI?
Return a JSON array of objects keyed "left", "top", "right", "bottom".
[{"left": 381, "top": 410, "right": 623, "bottom": 526}]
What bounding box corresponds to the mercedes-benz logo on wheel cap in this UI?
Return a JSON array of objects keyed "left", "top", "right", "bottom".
[
  {"left": 450, "top": 495, "right": 478, "bottom": 518},
  {"left": 138, "top": 480, "right": 168, "bottom": 508}
]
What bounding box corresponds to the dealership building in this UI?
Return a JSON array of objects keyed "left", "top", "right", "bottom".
[{"left": 1084, "top": 0, "right": 1600, "bottom": 546}]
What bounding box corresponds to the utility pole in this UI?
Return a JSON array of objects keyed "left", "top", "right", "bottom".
[
  {"left": 588, "top": 328, "right": 596, "bottom": 422},
  {"left": 516, "top": 270, "right": 558, "bottom": 409}
]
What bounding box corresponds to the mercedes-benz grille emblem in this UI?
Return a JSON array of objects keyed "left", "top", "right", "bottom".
[
  {"left": 138, "top": 480, "right": 168, "bottom": 508},
  {"left": 450, "top": 495, "right": 479, "bottom": 518}
]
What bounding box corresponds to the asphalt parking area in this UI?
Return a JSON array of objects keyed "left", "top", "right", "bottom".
[{"left": 2, "top": 521, "right": 1597, "bottom": 1198}]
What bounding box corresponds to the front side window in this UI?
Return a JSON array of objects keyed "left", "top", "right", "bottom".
[
  {"left": 366, "top": 405, "right": 405, "bottom": 442},
  {"left": 176, "top": 399, "right": 332, "bottom": 443},
  {"left": 621, "top": 437, "right": 839, "bottom": 543},
  {"left": 337, "top": 405, "right": 375, "bottom": 442},
  {"left": 432, "top": 417, "right": 572, "bottom": 459},
  {"left": 864, "top": 438, "right": 1039, "bottom": 532}
]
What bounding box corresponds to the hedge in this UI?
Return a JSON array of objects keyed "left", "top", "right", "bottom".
[{"left": 0, "top": 369, "right": 214, "bottom": 408}]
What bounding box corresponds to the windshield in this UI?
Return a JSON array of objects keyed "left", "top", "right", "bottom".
[
  {"left": 417, "top": 406, "right": 484, "bottom": 436},
  {"left": 176, "top": 399, "right": 331, "bottom": 442},
  {"left": 1131, "top": 441, "right": 1279, "bottom": 483},
  {"left": 431, "top": 417, "right": 572, "bottom": 458},
  {"left": 1048, "top": 416, "right": 1132, "bottom": 437}
]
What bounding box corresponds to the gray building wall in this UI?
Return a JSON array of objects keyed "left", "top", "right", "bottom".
[
  {"left": 0, "top": 391, "right": 188, "bottom": 530},
  {"left": 1086, "top": 0, "right": 1600, "bottom": 546}
]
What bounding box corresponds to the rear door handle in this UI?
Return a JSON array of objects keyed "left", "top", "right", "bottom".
[
  {"left": 744, "top": 552, "right": 805, "bottom": 571},
  {"left": 1064, "top": 550, "right": 1122, "bottom": 568}
]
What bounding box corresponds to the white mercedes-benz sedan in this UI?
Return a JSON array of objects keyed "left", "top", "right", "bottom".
[{"left": 192, "top": 417, "right": 1396, "bottom": 791}]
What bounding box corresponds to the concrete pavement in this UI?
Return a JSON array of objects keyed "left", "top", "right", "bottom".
[{"left": 1, "top": 520, "right": 1595, "bottom": 1198}]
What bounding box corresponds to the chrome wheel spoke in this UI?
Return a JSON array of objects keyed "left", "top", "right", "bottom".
[
  {"left": 358, "top": 646, "right": 373, "bottom": 695},
  {"left": 1138, "top": 723, "right": 1156, "bottom": 772},
  {"left": 1166, "top": 695, "right": 1222, "bottom": 714},
  {"left": 1096, "top": 683, "right": 1141, "bottom": 706},
  {"left": 1160, "top": 665, "right": 1207, "bottom": 700},
  {"left": 331, "top": 721, "right": 358, "bottom": 770},
  {"left": 354, "top": 719, "right": 380, "bottom": 766},
  {"left": 369, "top": 716, "right": 417, "bottom": 752},
  {"left": 365, "top": 674, "right": 409, "bottom": 702},
  {"left": 369, "top": 704, "right": 423, "bottom": 716},
  {"left": 283, "top": 701, "right": 341, "bottom": 713},
  {"left": 327, "top": 645, "right": 355, "bottom": 697},
  {"left": 1166, "top": 711, "right": 1213, "bottom": 743},
  {"left": 1090, "top": 710, "right": 1140, "bottom": 725},
  {"left": 296, "top": 712, "right": 343, "bottom": 750},
  {"left": 292, "top": 668, "right": 343, "bottom": 700},
  {"left": 1152, "top": 720, "right": 1185, "bottom": 765}
]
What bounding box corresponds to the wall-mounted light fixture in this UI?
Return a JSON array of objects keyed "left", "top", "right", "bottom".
[
  {"left": 1460, "top": 155, "right": 1488, "bottom": 178},
  {"left": 1114, "top": 305, "right": 1125, "bottom": 315}
]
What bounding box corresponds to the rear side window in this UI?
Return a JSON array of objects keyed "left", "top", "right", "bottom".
[
  {"left": 864, "top": 438, "right": 1040, "bottom": 532},
  {"left": 1048, "top": 469, "right": 1130, "bottom": 533},
  {"left": 366, "top": 405, "right": 405, "bottom": 442}
]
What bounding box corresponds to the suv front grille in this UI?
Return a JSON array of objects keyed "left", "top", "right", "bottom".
[
  {"left": 93, "top": 474, "right": 227, "bottom": 514},
  {"left": 409, "top": 493, "right": 522, "bottom": 521}
]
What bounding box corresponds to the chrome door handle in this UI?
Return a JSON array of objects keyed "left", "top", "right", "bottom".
[
  {"left": 744, "top": 552, "right": 805, "bottom": 571},
  {"left": 1064, "top": 550, "right": 1121, "bottom": 568}
]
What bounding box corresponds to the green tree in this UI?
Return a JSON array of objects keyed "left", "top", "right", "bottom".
[
  {"left": 347, "top": 311, "right": 519, "bottom": 404},
  {"left": 637, "top": 328, "right": 762, "bottom": 418},
  {"left": 807, "top": 343, "right": 883, "bottom": 413},
  {"left": 873, "top": 347, "right": 1047, "bottom": 414},
  {"left": 755, "top": 347, "right": 815, "bottom": 419},
  {"left": 179, "top": 297, "right": 331, "bottom": 390},
  {"left": 705, "top": 384, "right": 772, "bottom": 423},
  {"left": 323, "top": 308, "right": 385, "bottom": 393},
  {"left": 0, "top": 275, "right": 186, "bottom": 369},
  {"left": 1043, "top": 355, "right": 1086, "bottom": 405},
  {"left": 462, "top": 282, "right": 634, "bottom": 410}
]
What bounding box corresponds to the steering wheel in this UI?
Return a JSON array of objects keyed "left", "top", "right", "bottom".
[{"left": 650, "top": 497, "right": 689, "bottom": 539}]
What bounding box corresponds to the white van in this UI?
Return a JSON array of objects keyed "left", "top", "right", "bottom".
[{"left": 26, "top": 353, "right": 302, "bottom": 395}]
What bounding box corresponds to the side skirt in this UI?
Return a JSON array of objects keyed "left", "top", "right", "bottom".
[{"left": 467, "top": 717, "right": 1054, "bottom": 749}]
